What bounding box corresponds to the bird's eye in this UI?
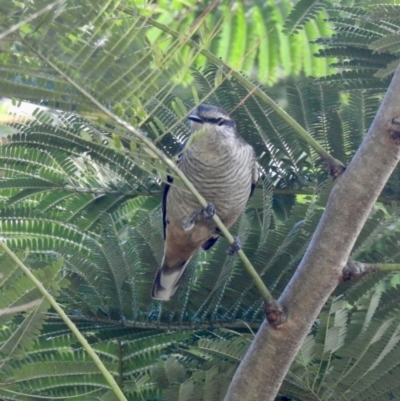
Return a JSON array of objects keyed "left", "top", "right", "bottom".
[{"left": 217, "top": 118, "right": 225, "bottom": 126}]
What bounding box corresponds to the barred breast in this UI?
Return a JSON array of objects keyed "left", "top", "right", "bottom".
[{"left": 167, "top": 133, "right": 255, "bottom": 231}]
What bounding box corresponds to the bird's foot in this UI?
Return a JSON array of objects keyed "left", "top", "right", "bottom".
[
  {"left": 182, "top": 203, "right": 215, "bottom": 231},
  {"left": 202, "top": 202, "right": 215, "bottom": 221},
  {"left": 226, "top": 237, "right": 241, "bottom": 255}
]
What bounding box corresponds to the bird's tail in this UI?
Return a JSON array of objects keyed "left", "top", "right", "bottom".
[{"left": 151, "top": 257, "right": 192, "bottom": 301}]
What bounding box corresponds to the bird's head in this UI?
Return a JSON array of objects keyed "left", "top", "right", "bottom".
[{"left": 188, "top": 104, "right": 237, "bottom": 139}]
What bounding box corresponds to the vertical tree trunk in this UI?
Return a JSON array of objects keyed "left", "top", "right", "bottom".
[{"left": 224, "top": 65, "right": 400, "bottom": 401}]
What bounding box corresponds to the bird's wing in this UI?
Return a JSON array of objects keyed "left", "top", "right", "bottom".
[{"left": 162, "top": 141, "right": 187, "bottom": 239}]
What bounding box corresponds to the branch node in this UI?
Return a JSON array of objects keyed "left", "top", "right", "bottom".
[
  {"left": 264, "top": 299, "right": 286, "bottom": 327},
  {"left": 341, "top": 260, "right": 370, "bottom": 281},
  {"left": 388, "top": 117, "right": 400, "bottom": 145},
  {"left": 391, "top": 117, "right": 400, "bottom": 126},
  {"left": 389, "top": 117, "right": 400, "bottom": 144},
  {"left": 325, "top": 158, "right": 346, "bottom": 180}
]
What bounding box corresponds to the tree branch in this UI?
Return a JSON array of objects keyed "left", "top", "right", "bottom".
[{"left": 224, "top": 65, "right": 400, "bottom": 400}]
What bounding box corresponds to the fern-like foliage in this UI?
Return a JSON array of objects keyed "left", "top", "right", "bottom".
[
  {"left": 283, "top": 0, "right": 328, "bottom": 35},
  {"left": 1, "top": 69, "right": 379, "bottom": 326},
  {"left": 155, "top": 286, "right": 400, "bottom": 401},
  {"left": 0, "top": 0, "right": 333, "bottom": 110},
  {"left": 311, "top": 4, "right": 400, "bottom": 88},
  {"left": 2, "top": 1, "right": 400, "bottom": 400},
  {"left": 2, "top": 64, "right": 400, "bottom": 396},
  {"left": 1, "top": 313, "right": 194, "bottom": 400},
  {"left": 285, "top": 287, "right": 400, "bottom": 400},
  {"left": 0, "top": 252, "right": 73, "bottom": 399},
  {"left": 1, "top": 74, "right": 400, "bottom": 398}
]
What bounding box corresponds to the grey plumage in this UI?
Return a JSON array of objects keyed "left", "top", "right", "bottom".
[{"left": 152, "top": 104, "right": 258, "bottom": 300}]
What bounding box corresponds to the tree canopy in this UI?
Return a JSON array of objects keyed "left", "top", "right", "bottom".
[{"left": 2, "top": 1, "right": 400, "bottom": 400}]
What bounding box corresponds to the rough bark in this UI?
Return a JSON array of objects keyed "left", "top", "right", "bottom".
[{"left": 224, "top": 65, "right": 400, "bottom": 401}]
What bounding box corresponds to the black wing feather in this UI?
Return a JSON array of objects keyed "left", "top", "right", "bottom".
[
  {"left": 162, "top": 175, "right": 173, "bottom": 239},
  {"left": 249, "top": 182, "right": 256, "bottom": 199}
]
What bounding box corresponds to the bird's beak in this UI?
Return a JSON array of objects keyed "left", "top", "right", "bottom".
[{"left": 188, "top": 115, "right": 203, "bottom": 123}]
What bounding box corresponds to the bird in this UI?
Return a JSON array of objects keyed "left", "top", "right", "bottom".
[{"left": 151, "top": 104, "right": 259, "bottom": 301}]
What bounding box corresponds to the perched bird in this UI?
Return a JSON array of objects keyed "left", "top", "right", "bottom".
[{"left": 152, "top": 104, "right": 259, "bottom": 300}]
